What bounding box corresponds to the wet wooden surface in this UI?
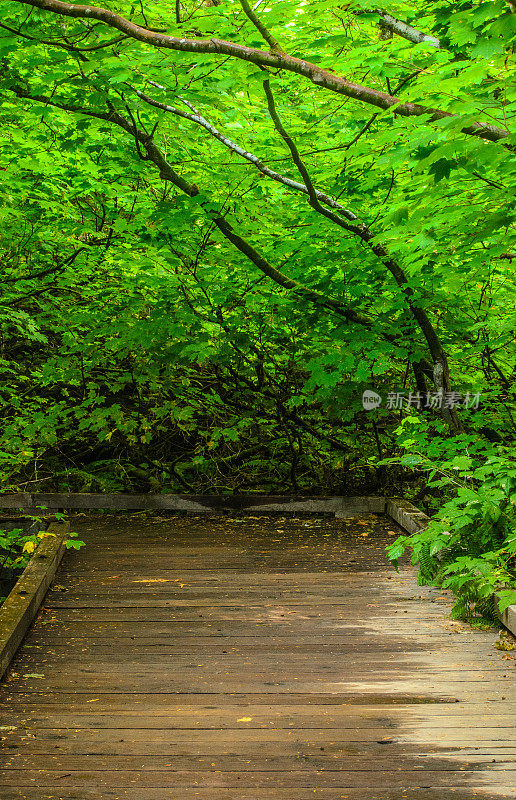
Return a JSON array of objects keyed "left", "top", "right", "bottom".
[{"left": 0, "top": 513, "right": 514, "bottom": 799}]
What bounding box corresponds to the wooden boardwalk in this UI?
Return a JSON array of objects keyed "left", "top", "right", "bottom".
[{"left": 0, "top": 513, "right": 514, "bottom": 799}]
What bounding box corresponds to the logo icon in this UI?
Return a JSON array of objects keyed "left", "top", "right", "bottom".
[{"left": 362, "top": 390, "right": 382, "bottom": 410}]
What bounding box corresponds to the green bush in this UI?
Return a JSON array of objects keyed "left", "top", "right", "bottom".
[{"left": 385, "top": 416, "right": 516, "bottom": 621}]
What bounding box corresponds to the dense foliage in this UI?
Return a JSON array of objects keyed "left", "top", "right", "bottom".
[{"left": 0, "top": 0, "right": 515, "bottom": 614}]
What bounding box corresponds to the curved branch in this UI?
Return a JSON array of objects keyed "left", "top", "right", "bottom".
[
  {"left": 131, "top": 86, "right": 358, "bottom": 220},
  {"left": 13, "top": 0, "right": 511, "bottom": 146},
  {"left": 8, "top": 82, "right": 375, "bottom": 331},
  {"left": 11, "top": 83, "right": 200, "bottom": 196},
  {"left": 0, "top": 19, "right": 127, "bottom": 58},
  {"left": 261, "top": 79, "right": 461, "bottom": 430},
  {"left": 209, "top": 214, "right": 370, "bottom": 325}
]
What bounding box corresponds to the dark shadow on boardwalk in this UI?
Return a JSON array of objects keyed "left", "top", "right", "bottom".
[{"left": 0, "top": 514, "right": 515, "bottom": 799}]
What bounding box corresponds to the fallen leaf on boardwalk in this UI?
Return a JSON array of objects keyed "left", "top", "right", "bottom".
[
  {"left": 443, "top": 622, "right": 464, "bottom": 632},
  {"left": 495, "top": 630, "right": 516, "bottom": 651},
  {"left": 237, "top": 717, "right": 253, "bottom": 722},
  {"left": 495, "top": 641, "right": 515, "bottom": 651},
  {"left": 23, "top": 674, "right": 44, "bottom": 678}
]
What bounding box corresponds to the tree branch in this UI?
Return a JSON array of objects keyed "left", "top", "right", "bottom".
[
  {"left": 261, "top": 79, "right": 461, "bottom": 429},
  {"left": 379, "top": 13, "right": 440, "bottom": 48},
  {"left": 131, "top": 86, "right": 358, "bottom": 220},
  {"left": 12, "top": 0, "right": 511, "bottom": 147},
  {"left": 0, "top": 20, "right": 126, "bottom": 52},
  {"left": 209, "top": 214, "right": 373, "bottom": 327},
  {"left": 239, "top": 0, "right": 282, "bottom": 51},
  {"left": 9, "top": 82, "right": 377, "bottom": 332}
]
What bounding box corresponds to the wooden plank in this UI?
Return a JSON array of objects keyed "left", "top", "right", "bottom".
[
  {"left": 2, "top": 704, "right": 515, "bottom": 727},
  {"left": 0, "top": 690, "right": 473, "bottom": 706},
  {"left": 0, "top": 791, "right": 513, "bottom": 800},
  {"left": 500, "top": 601, "right": 516, "bottom": 637},
  {"left": 0, "top": 522, "right": 69, "bottom": 680},
  {"left": 40, "top": 597, "right": 456, "bottom": 609},
  {"left": 0, "top": 767, "right": 513, "bottom": 788},
  {"left": 0, "top": 493, "right": 385, "bottom": 514},
  {"left": 2, "top": 672, "right": 512, "bottom": 693},
  {"left": 3, "top": 727, "right": 516, "bottom": 754},
  {"left": 3, "top": 753, "right": 516, "bottom": 772},
  {"left": 11, "top": 648, "right": 509, "bottom": 670},
  {"left": 0, "top": 494, "right": 33, "bottom": 510},
  {"left": 17, "top": 637, "right": 498, "bottom": 652},
  {"left": 386, "top": 499, "right": 430, "bottom": 534}
]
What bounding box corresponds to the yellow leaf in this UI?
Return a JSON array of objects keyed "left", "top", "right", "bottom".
[
  {"left": 22, "top": 541, "right": 36, "bottom": 554},
  {"left": 237, "top": 717, "right": 253, "bottom": 722}
]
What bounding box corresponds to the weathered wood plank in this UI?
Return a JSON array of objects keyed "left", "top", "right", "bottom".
[
  {"left": 0, "top": 493, "right": 385, "bottom": 514},
  {"left": 386, "top": 498, "right": 430, "bottom": 534},
  {"left": 500, "top": 601, "right": 516, "bottom": 637},
  {"left": 2, "top": 708, "right": 515, "bottom": 729},
  {"left": 0, "top": 494, "right": 32, "bottom": 510},
  {"left": 16, "top": 638, "right": 498, "bottom": 654},
  {"left": 3, "top": 753, "right": 516, "bottom": 771},
  {"left": 3, "top": 728, "right": 516, "bottom": 755},
  {"left": 10, "top": 649, "right": 510, "bottom": 673},
  {"left": 0, "top": 791, "right": 513, "bottom": 800},
  {"left": 0, "top": 522, "right": 69, "bottom": 680},
  {"left": 0, "top": 767, "right": 513, "bottom": 788}
]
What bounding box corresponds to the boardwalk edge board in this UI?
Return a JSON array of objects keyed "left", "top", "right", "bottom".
[
  {"left": 386, "top": 497, "right": 516, "bottom": 638},
  {"left": 0, "top": 521, "right": 69, "bottom": 680},
  {"left": 0, "top": 492, "right": 386, "bottom": 515}
]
